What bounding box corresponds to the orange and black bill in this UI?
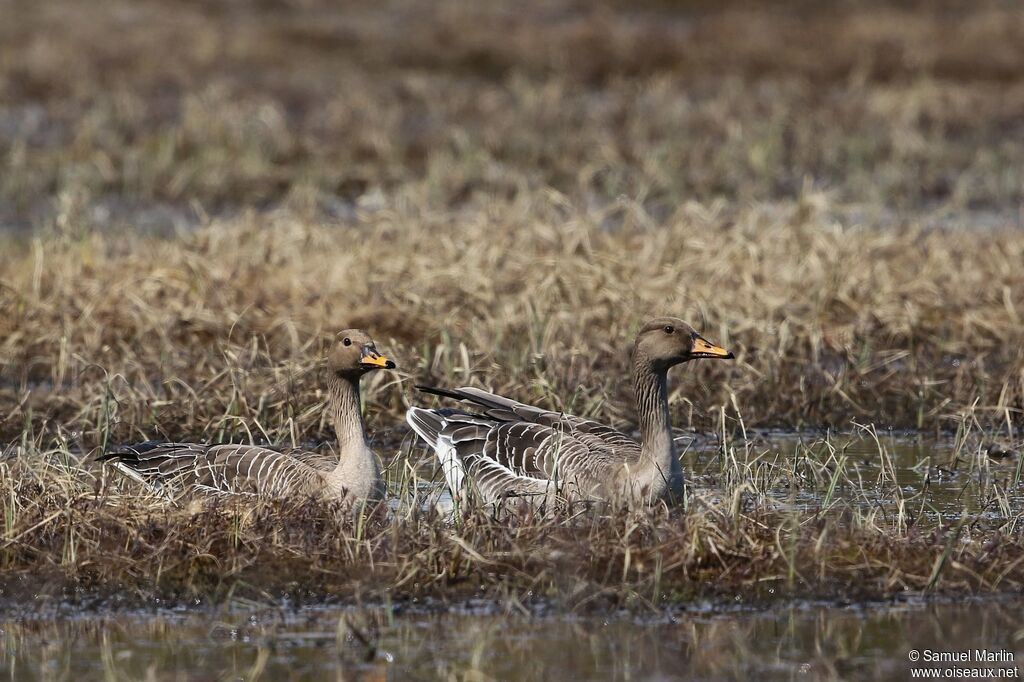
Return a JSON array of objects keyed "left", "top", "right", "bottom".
[
  {"left": 692, "top": 336, "right": 735, "bottom": 360},
  {"left": 360, "top": 346, "right": 397, "bottom": 369}
]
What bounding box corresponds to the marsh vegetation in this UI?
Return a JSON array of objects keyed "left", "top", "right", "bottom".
[{"left": 1, "top": 3, "right": 1023, "bottom": 678}]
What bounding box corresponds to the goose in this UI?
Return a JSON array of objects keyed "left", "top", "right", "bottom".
[
  {"left": 101, "top": 329, "right": 395, "bottom": 503},
  {"left": 406, "top": 317, "right": 734, "bottom": 508}
]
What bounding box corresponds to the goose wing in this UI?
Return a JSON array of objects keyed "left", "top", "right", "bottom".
[
  {"left": 407, "top": 407, "right": 599, "bottom": 502},
  {"left": 100, "top": 441, "right": 211, "bottom": 479},
  {"left": 415, "top": 385, "right": 640, "bottom": 461},
  {"left": 408, "top": 385, "right": 637, "bottom": 502},
  {"left": 101, "top": 441, "right": 324, "bottom": 496}
]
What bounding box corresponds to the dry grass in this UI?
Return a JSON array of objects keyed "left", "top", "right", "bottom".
[
  {"left": 1, "top": 0, "right": 1024, "bottom": 608},
  {"left": 3, "top": 0, "right": 1024, "bottom": 221},
  {"left": 2, "top": 426, "right": 1022, "bottom": 609},
  {"left": 2, "top": 211, "right": 1023, "bottom": 445}
]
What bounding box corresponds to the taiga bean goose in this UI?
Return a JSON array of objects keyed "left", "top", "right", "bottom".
[
  {"left": 101, "top": 330, "right": 395, "bottom": 502},
  {"left": 406, "top": 317, "right": 734, "bottom": 508}
]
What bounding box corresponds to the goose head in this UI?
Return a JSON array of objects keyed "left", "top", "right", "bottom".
[
  {"left": 633, "top": 317, "right": 734, "bottom": 371},
  {"left": 329, "top": 329, "right": 396, "bottom": 377}
]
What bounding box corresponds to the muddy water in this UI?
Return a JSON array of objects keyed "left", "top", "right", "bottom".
[{"left": 2, "top": 599, "right": 1023, "bottom": 681}]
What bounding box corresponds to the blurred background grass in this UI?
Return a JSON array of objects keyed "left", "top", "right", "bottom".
[{"left": 3, "top": 0, "right": 1023, "bottom": 225}]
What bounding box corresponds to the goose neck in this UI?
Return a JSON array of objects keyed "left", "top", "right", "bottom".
[
  {"left": 327, "top": 372, "right": 368, "bottom": 451},
  {"left": 631, "top": 354, "right": 675, "bottom": 479}
]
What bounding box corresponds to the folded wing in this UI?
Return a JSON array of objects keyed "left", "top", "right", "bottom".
[
  {"left": 407, "top": 386, "right": 640, "bottom": 504},
  {"left": 100, "top": 441, "right": 325, "bottom": 496}
]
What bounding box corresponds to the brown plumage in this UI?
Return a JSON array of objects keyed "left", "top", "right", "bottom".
[
  {"left": 101, "top": 329, "right": 395, "bottom": 502},
  {"left": 406, "top": 317, "right": 734, "bottom": 509}
]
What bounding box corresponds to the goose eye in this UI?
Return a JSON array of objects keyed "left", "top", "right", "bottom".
[
  {"left": 663, "top": 325, "right": 675, "bottom": 334},
  {"left": 343, "top": 337, "right": 352, "bottom": 346}
]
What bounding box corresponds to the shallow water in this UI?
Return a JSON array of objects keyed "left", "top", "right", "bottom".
[
  {"left": 3, "top": 599, "right": 1023, "bottom": 681},
  {"left": 682, "top": 432, "right": 1024, "bottom": 525}
]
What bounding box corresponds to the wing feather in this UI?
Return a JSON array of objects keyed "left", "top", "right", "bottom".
[
  {"left": 408, "top": 385, "right": 640, "bottom": 505},
  {"left": 101, "top": 441, "right": 324, "bottom": 497}
]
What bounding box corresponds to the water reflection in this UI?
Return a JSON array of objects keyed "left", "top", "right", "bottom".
[{"left": 3, "top": 599, "right": 1022, "bottom": 681}]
